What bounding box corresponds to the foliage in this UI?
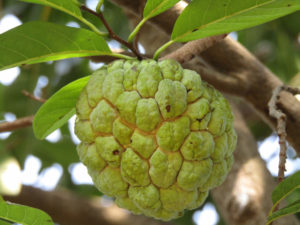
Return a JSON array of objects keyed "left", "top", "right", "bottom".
[
  {"left": 128, "top": 0, "right": 180, "bottom": 42},
  {"left": 33, "top": 75, "right": 90, "bottom": 139},
  {"left": 21, "top": 0, "right": 106, "bottom": 36},
  {"left": 0, "top": 201, "right": 54, "bottom": 225},
  {"left": 154, "top": 0, "right": 300, "bottom": 58},
  {"left": 0, "top": 0, "right": 299, "bottom": 225},
  {"left": 267, "top": 171, "right": 300, "bottom": 224},
  {"left": 0, "top": 21, "right": 113, "bottom": 71},
  {"left": 173, "top": 0, "right": 300, "bottom": 42}
]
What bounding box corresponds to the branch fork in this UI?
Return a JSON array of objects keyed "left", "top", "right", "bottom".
[{"left": 80, "top": 5, "right": 143, "bottom": 60}]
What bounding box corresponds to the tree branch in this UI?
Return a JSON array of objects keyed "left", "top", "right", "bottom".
[
  {"left": 161, "top": 34, "right": 227, "bottom": 63},
  {"left": 0, "top": 115, "right": 34, "bottom": 132},
  {"left": 268, "top": 85, "right": 300, "bottom": 198},
  {"left": 80, "top": 5, "right": 142, "bottom": 60},
  {"left": 4, "top": 186, "right": 172, "bottom": 225},
  {"left": 22, "top": 90, "right": 46, "bottom": 103},
  {"left": 110, "top": 0, "right": 300, "bottom": 156},
  {"left": 211, "top": 102, "right": 300, "bottom": 225},
  {"left": 268, "top": 86, "right": 288, "bottom": 184},
  {"left": 200, "top": 38, "right": 300, "bottom": 156}
]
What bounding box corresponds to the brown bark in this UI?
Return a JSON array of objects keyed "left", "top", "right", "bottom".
[
  {"left": 109, "top": 0, "right": 300, "bottom": 156},
  {"left": 4, "top": 186, "right": 172, "bottom": 225},
  {"left": 0, "top": 115, "right": 34, "bottom": 132},
  {"left": 211, "top": 103, "right": 299, "bottom": 225},
  {"left": 200, "top": 38, "right": 300, "bottom": 156},
  {"left": 161, "top": 34, "right": 227, "bottom": 63}
]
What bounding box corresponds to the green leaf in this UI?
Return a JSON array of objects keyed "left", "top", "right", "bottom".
[
  {"left": 0, "top": 219, "right": 12, "bottom": 225},
  {"left": 271, "top": 171, "right": 300, "bottom": 210},
  {"left": 286, "top": 188, "right": 300, "bottom": 205},
  {"left": 21, "top": 0, "right": 81, "bottom": 18},
  {"left": 20, "top": 0, "right": 106, "bottom": 36},
  {"left": 33, "top": 76, "right": 90, "bottom": 140},
  {"left": 0, "top": 196, "right": 3, "bottom": 202},
  {"left": 267, "top": 200, "right": 300, "bottom": 225},
  {"left": 143, "top": 0, "right": 180, "bottom": 18},
  {"left": 0, "top": 201, "right": 54, "bottom": 225},
  {"left": 0, "top": 21, "right": 113, "bottom": 71},
  {"left": 172, "top": 0, "right": 300, "bottom": 42},
  {"left": 128, "top": 0, "right": 180, "bottom": 42}
]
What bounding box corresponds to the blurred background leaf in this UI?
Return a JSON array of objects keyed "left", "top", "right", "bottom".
[{"left": 0, "top": 201, "right": 54, "bottom": 225}]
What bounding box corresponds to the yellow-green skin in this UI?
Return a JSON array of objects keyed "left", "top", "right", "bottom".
[{"left": 75, "top": 59, "right": 237, "bottom": 221}]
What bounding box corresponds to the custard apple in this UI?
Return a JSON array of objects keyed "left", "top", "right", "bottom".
[{"left": 75, "top": 59, "right": 237, "bottom": 221}]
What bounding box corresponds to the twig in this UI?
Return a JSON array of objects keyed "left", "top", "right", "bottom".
[
  {"left": 22, "top": 90, "right": 46, "bottom": 103},
  {"left": 268, "top": 86, "right": 287, "bottom": 184},
  {"left": 0, "top": 115, "right": 34, "bottom": 132},
  {"left": 268, "top": 85, "right": 300, "bottom": 184},
  {"left": 161, "top": 34, "right": 227, "bottom": 63},
  {"left": 80, "top": 5, "right": 142, "bottom": 60},
  {"left": 268, "top": 86, "right": 300, "bottom": 224},
  {"left": 264, "top": 85, "right": 300, "bottom": 223}
]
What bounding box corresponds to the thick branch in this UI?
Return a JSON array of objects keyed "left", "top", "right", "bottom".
[
  {"left": 161, "top": 34, "right": 227, "bottom": 63},
  {"left": 0, "top": 115, "right": 34, "bottom": 132},
  {"left": 211, "top": 102, "right": 299, "bottom": 225},
  {"left": 200, "top": 38, "right": 300, "bottom": 156},
  {"left": 4, "top": 186, "right": 172, "bottom": 225},
  {"left": 110, "top": 0, "right": 300, "bottom": 155}
]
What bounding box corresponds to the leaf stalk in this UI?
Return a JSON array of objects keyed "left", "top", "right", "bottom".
[
  {"left": 128, "top": 17, "right": 147, "bottom": 43},
  {"left": 153, "top": 40, "right": 175, "bottom": 60},
  {"left": 80, "top": 5, "right": 142, "bottom": 60}
]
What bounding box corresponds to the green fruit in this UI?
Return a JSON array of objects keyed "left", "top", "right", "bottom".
[{"left": 75, "top": 59, "right": 237, "bottom": 221}]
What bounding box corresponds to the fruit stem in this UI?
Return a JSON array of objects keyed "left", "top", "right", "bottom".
[
  {"left": 128, "top": 17, "right": 147, "bottom": 43},
  {"left": 109, "top": 53, "right": 136, "bottom": 60},
  {"left": 153, "top": 40, "right": 175, "bottom": 60},
  {"left": 81, "top": 18, "right": 108, "bottom": 37},
  {"left": 96, "top": 0, "right": 104, "bottom": 14}
]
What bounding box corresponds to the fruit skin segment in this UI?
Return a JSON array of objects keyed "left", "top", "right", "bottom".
[{"left": 75, "top": 59, "right": 237, "bottom": 221}]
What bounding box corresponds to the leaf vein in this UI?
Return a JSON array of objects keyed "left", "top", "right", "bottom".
[
  {"left": 46, "top": 26, "right": 82, "bottom": 51},
  {"left": 0, "top": 45, "right": 29, "bottom": 60},
  {"left": 176, "top": 0, "right": 278, "bottom": 41},
  {"left": 15, "top": 33, "right": 53, "bottom": 54}
]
